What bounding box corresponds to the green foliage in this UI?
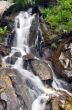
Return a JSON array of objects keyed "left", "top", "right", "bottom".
[
  {"left": 51, "top": 42, "right": 57, "bottom": 49},
  {"left": 0, "top": 26, "right": 8, "bottom": 35},
  {"left": 43, "top": 0, "right": 72, "bottom": 33},
  {"left": 13, "top": 0, "right": 31, "bottom": 9},
  {"left": 0, "top": 26, "right": 8, "bottom": 42}
]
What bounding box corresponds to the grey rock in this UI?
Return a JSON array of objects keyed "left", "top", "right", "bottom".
[
  {"left": 13, "top": 52, "right": 21, "bottom": 58},
  {"left": 0, "top": 68, "right": 35, "bottom": 110},
  {"left": 0, "top": 44, "right": 11, "bottom": 56},
  {"left": 0, "top": 1, "right": 14, "bottom": 18},
  {"left": 62, "top": 69, "right": 72, "bottom": 82},
  {"left": 31, "top": 59, "right": 53, "bottom": 81},
  {"left": 6, "top": 56, "right": 17, "bottom": 65}
]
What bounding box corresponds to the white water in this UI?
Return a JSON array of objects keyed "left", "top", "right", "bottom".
[
  {"left": 13, "top": 12, "right": 58, "bottom": 110},
  {"left": 2, "top": 12, "right": 71, "bottom": 110}
]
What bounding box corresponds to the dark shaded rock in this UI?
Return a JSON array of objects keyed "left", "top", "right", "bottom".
[
  {"left": 13, "top": 52, "right": 21, "bottom": 58},
  {"left": 7, "top": 31, "right": 15, "bottom": 47},
  {"left": 0, "top": 97, "right": 7, "bottom": 110},
  {"left": 29, "top": 14, "right": 44, "bottom": 56},
  {"left": 0, "top": 1, "right": 14, "bottom": 18},
  {"left": 31, "top": 59, "right": 53, "bottom": 82},
  {"left": 61, "top": 69, "right": 72, "bottom": 82},
  {"left": 0, "top": 44, "right": 11, "bottom": 56},
  {"left": 23, "top": 53, "right": 34, "bottom": 70},
  {"left": 32, "top": 6, "right": 42, "bottom": 16},
  {"left": 29, "top": 14, "right": 38, "bottom": 47},
  {"left": 6, "top": 56, "right": 17, "bottom": 65},
  {"left": 23, "top": 53, "right": 34, "bottom": 61}
]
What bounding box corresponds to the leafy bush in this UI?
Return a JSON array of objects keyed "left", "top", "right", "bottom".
[
  {"left": 51, "top": 42, "right": 57, "bottom": 48},
  {"left": 0, "top": 26, "right": 8, "bottom": 42},
  {"left": 43, "top": 0, "right": 72, "bottom": 33}
]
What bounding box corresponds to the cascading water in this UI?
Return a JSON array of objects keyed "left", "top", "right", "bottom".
[
  {"left": 15, "top": 12, "right": 34, "bottom": 55},
  {"left": 2, "top": 11, "right": 72, "bottom": 110}
]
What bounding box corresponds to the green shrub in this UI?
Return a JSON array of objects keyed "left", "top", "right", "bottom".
[
  {"left": 0, "top": 26, "right": 8, "bottom": 42},
  {"left": 43, "top": 0, "right": 72, "bottom": 33},
  {"left": 51, "top": 42, "right": 57, "bottom": 48}
]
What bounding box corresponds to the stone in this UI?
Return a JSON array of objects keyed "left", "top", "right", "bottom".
[
  {"left": 6, "top": 56, "right": 18, "bottom": 65},
  {"left": 62, "top": 69, "right": 72, "bottom": 82},
  {"left": 31, "top": 59, "right": 53, "bottom": 82},
  {"left": 29, "top": 14, "right": 39, "bottom": 47},
  {"left": 0, "top": 44, "right": 11, "bottom": 56},
  {"left": 0, "top": 1, "right": 14, "bottom": 18},
  {"left": 13, "top": 52, "right": 21, "bottom": 58},
  {"left": 23, "top": 53, "right": 35, "bottom": 61},
  {"left": 0, "top": 68, "right": 35, "bottom": 110}
]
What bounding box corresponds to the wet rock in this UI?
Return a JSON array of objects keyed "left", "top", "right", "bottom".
[
  {"left": 7, "top": 30, "right": 15, "bottom": 47},
  {"left": 0, "top": 1, "right": 14, "bottom": 18},
  {"left": 23, "top": 53, "right": 35, "bottom": 70},
  {"left": 29, "top": 14, "right": 38, "bottom": 46},
  {"left": 6, "top": 56, "right": 17, "bottom": 65},
  {"left": 0, "top": 44, "right": 11, "bottom": 56},
  {"left": 13, "top": 52, "right": 21, "bottom": 58},
  {"left": 23, "top": 53, "right": 34, "bottom": 61},
  {"left": 32, "top": 6, "right": 42, "bottom": 16},
  {"left": 62, "top": 69, "right": 72, "bottom": 82},
  {"left": 31, "top": 59, "right": 53, "bottom": 82},
  {"left": 0, "top": 68, "right": 35, "bottom": 110}
]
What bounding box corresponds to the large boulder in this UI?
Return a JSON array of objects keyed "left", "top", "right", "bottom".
[
  {"left": 23, "top": 53, "right": 35, "bottom": 61},
  {"left": 0, "top": 68, "right": 35, "bottom": 110},
  {"left": 31, "top": 59, "right": 53, "bottom": 83},
  {"left": 0, "top": 1, "right": 14, "bottom": 18},
  {"left": 6, "top": 56, "right": 18, "bottom": 65},
  {"left": 13, "top": 52, "right": 21, "bottom": 58}
]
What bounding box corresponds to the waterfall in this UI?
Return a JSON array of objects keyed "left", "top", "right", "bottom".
[
  {"left": 13, "top": 12, "right": 57, "bottom": 110},
  {"left": 2, "top": 11, "right": 71, "bottom": 110}
]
